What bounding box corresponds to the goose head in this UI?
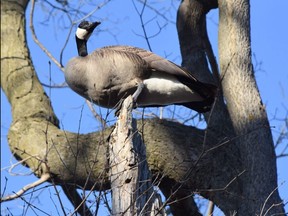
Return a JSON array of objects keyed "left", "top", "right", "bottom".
[{"left": 75, "top": 21, "right": 101, "bottom": 57}]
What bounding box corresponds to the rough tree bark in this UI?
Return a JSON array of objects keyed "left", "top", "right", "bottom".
[
  {"left": 1, "top": 0, "right": 285, "bottom": 215},
  {"left": 109, "top": 96, "right": 165, "bottom": 216},
  {"left": 177, "top": 0, "right": 284, "bottom": 215},
  {"left": 218, "top": 0, "right": 283, "bottom": 214}
]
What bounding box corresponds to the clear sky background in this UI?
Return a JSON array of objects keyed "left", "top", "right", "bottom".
[{"left": 1, "top": 0, "right": 287, "bottom": 215}]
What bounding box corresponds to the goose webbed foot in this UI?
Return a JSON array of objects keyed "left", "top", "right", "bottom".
[{"left": 114, "top": 82, "right": 144, "bottom": 117}]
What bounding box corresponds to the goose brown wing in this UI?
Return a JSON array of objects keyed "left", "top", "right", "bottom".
[
  {"left": 103, "top": 46, "right": 196, "bottom": 79},
  {"left": 102, "top": 46, "right": 216, "bottom": 99}
]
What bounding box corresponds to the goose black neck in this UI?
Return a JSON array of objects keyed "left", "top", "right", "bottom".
[{"left": 76, "top": 36, "right": 88, "bottom": 57}]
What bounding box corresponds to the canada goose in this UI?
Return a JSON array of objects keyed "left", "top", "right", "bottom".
[{"left": 65, "top": 21, "right": 217, "bottom": 113}]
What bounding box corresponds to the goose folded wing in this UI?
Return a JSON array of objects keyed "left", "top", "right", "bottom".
[{"left": 103, "top": 46, "right": 216, "bottom": 99}]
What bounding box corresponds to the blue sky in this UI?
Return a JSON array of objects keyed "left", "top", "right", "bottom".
[{"left": 1, "top": 0, "right": 287, "bottom": 215}]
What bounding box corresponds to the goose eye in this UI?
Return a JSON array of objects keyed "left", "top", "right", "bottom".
[{"left": 78, "top": 21, "right": 90, "bottom": 29}]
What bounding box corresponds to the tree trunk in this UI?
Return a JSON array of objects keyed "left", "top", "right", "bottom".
[
  {"left": 176, "top": 0, "right": 284, "bottom": 214},
  {"left": 218, "top": 0, "right": 284, "bottom": 214}
]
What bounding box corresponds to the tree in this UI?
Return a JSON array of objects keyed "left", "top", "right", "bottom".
[{"left": 1, "top": 0, "right": 286, "bottom": 215}]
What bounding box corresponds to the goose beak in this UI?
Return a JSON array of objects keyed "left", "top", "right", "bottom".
[{"left": 87, "top": 21, "right": 101, "bottom": 33}]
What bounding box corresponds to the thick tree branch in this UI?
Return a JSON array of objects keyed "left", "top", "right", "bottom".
[{"left": 176, "top": 0, "right": 231, "bottom": 130}]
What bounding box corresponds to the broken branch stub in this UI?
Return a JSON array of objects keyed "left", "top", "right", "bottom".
[{"left": 108, "top": 96, "right": 166, "bottom": 216}]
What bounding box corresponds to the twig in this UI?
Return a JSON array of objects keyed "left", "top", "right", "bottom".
[
  {"left": 132, "top": 0, "right": 152, "bottom": 51},
  {"left": 220, "top": 52, "right": 236, "bottom": 83},
  {"left": 70, "top": 171, "right": 106, "bottom": 216},
  {"left": 29, "top": 0, "right": 64, "bottom": 71},
  {"left": 156, "top": 97, "right": 219, "bottom": 214},
  {"left": 260, "top": 181, "right": 285, "bottom": 216},
  {"left": 59, "top": 23, "right": 73, "bottom": 67},
  {"left": 1, "top": 173, "right": 50, "bottom": 202},
  {"left": 73, "top": 0, "right": 111, "bottom": 24},
  {"left": 61, "top": 185, "right": 93, "bottom": 216},
  {"left": 277, "top": 153, "right": 288, "bottom": 158},
  {"left": 161, "top": 170, "right": 246, "bottom": 214},
  {"left": 202, "top": 19, "right": 222, "bottom": 99},
  {"left": 1, "top": 156, "right": 34, "bottom": 174},
  {"left": 136, "top": 0, "right": 176, "bottom": 24},
  {"left": 59, "top": 0, "right": 111, "bottom": 66},
  {"left": 19, "top": 193, "right": 51, "bottom": 216},
  {"left": 50, "top": 181, "right": 67, "bottom": 216},
  {"left": 41, "top": 81, "right": 68, "bottom": 88},
  {"left": 86, "top": 100, "right": 107, "bottom": 128},
  {"left": 199, "top": 170, "right": 246, "bottom": 193},
  {"left": 206, "top": 200, "right": 214, "bottom": 216}
]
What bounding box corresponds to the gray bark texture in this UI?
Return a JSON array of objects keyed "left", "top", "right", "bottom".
[
  {"left": 1, "top": 0, "right": 285, "bottom": 215},
  {"left": 109, "top": 96, "right": 166, "bottom": 216},
  {"left": 218, "top": 0, "right": 283, "bottom": 214}
]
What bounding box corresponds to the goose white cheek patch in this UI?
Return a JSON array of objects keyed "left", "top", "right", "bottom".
[{"left": 76, "top": 28, "right": 89, "bottom": 40}]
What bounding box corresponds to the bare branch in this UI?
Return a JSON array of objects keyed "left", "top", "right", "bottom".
[
  {"left": 29, "top": 0, "right": 64, "bottom": 71},
  {"left": 73, "top": 0, "right": 111, "bottom": 23},
  {"left": 62, "top": 185, "right": 93, "bottom": 216},
  {"left": 132, "top": 0, "right": 152, "bottom": 51},
  {"left": 136, "top": 0, "right": 176, "bottom": 24},
  {"left": 1, "top": 156, "right": 34, "bottom": 175},
  {"left": 199, "top": 170, "right": 246, "bottom": 193},
  {"left": 41, "top": 81, "right": 68, "bottom": 88},
  {"left": 8, "top": 161, "right": 32, "bottom": 176},
  {"left": 86, "top": 100, "right": 108, "bottom": 128},
  {"left": 59, "top": 22, "right": 74, "bottom": 67},
  {"left": 206, "top": 201, "right": 214, "bottom": 216},
  {"left": 260, "top": 182, "right": 285, "bottom": 216},
  {"left": 51, "top": 181, "right": 68, "bottom": 216},
  {"left": 202, "top": 17, "right": 222, "bottom": 94},
  {"left": 1, "top": 173, "right": 50, "bottom": 202},
  {"left": 19, "top": 193, "right": 52, "bottom": 216}
]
